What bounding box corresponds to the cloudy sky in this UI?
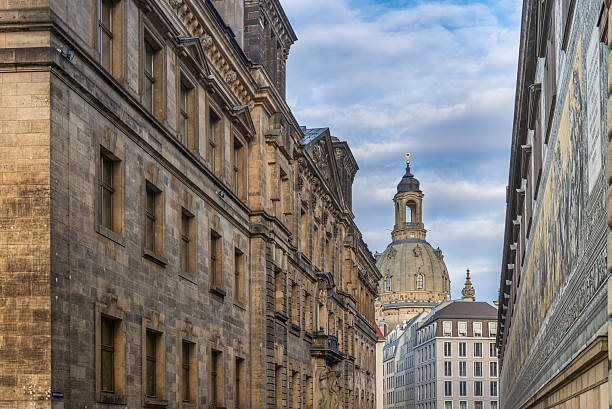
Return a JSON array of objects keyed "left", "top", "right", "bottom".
[{"left": 282, "top": 0, "right": 522, "bottom": 302}]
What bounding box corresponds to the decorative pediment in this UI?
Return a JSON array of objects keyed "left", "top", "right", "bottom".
[
  {"left": 231, "top": 105, "right": 256, "bottom": 138},
  {"left": 179, "top": 38, "right": 211, "bottom": 77}
]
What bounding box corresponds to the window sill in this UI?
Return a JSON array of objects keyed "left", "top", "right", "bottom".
[
  {"left": 289, "top": 323, "right": 300, "bottom": 335},
  {"left": 98, "top": 392, "right": 127, "bottom": 405},
  {"left": 274, "top": 311, "right": 288, "bottom": 322},
  {"left": 144, "top": 397, "right": 169, "bottom": 407},
  {"left": 209, "top": 286, "right": 226, "bottom": 298},
  {"left": 179, "top": 272, "right": 197, "bottom": 285},
  {"left": 233, "top": 300, "right": 246, "bottom": 310},
  {"left": 97, "top": 225, "right": 126, "bottom": 247},
  {"left": 143, "top": 249, "right": 168, "bottom": 266}
]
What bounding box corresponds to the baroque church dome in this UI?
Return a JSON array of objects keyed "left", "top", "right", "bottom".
[{"left": 375, "top": 158, "right": 451, "bottom": 331}]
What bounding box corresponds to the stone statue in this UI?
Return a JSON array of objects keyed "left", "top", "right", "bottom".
[
  {"left": 316, "top": 367, "right": 329, "bottom": 409},
  {"left": 329, "top": 370, "right": 341, "bottom": 409}
]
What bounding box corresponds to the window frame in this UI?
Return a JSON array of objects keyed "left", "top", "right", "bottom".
[
  {"left": 141, "top": 24, "right": 165, "bottom": 120},
  {"left": 95, "top": 302, "right": 126, "bottom": 405},
  {"left": 207, "top": 104, "right": 223, "bottom": 176},
  {"left": 97, "top": 145, "right": 124, "bottom": 243},
  {"left": 209, "top": 229, "right": 224, "bottom": 293},
  {"left": 234, "top": 247, "right": 245, "bottom": 303},
  {"left": 177, "top": 69, "right": 198, "bottom": 150}
]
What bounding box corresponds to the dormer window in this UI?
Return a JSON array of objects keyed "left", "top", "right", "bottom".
[{"left": 416, "top": 274, "right": 424, "bottom": 290}]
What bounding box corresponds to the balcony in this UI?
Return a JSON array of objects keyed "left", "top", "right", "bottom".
[{"left": 311, "top": 331, "right": 345, "bottom": 364}]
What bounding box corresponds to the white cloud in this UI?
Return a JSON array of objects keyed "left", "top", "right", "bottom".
[{"left": 283, "top": 0, "right": 520, "bottom": 302}]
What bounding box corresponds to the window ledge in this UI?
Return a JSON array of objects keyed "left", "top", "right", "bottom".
[
  {"left": 274, "top": 311, "right": 288, "bottom": 322},
  {"left": 143, "top": 249, "right": 168, "bottom": 266},
  {"left": 233, "top": 300, "right": 246, "bottom": 310},
  {"left": 209, "top": 286, "right": 226, "bottom": 298},
  {"left": 179, "top": 272, "right": 198, "bottom": 285},
  {"left": 144, "top": 398, "right": 169, "bottom": 407},
  {"left": 97, "top": 225, "right": 126, "bottom": 247},
  {"left": 98, "top": 392, "right": 127, "bottom": 405},
  {"left": 289, "top": 323, "right": 300, "bottom": 335}
]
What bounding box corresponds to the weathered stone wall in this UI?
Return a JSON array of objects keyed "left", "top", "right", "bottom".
[{"left": 0, "top": 68, "right": 52, "bottom": 408}]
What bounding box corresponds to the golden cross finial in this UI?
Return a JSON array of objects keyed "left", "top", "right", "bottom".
[{"left": 405, "top": 152, "right": 411, "bottom": 165}]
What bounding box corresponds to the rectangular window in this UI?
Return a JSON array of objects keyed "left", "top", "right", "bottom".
[
  {"left": 474, "top": 381, "right": 482, "bottom": 396},
  {"left": 210, "top": 230, "right": 222, "bottom": 289},
  {"left": 489, "top": 322, "right": 497, "bottom": 337},
  {"left": 100, "top": 154, "right": 114, "bottom": 230},
  {"left": 474, "top": 401, "right": 483, "bottom": 409},
  {"left": 491, "top": 401, "right": 498, "bottom": 409},
  {"left": 235, "top": 357, "right": 245, "bottom": 409},
  {"left": 445, "top": 401, "right": 453, "bottom": 409},
  {"left": 181, "top": 341, "right": 194, "bottom": 403},
  {"left": 292, "top": 370, "right": 300, "bottom": 409},
  {"left": 233, "top": 136, "right": 245, "bottom": 198},
  {"left": 101, "top": 316, "right": 116, "bottom": 392},
  {"left": 444, "top": 381, "right": 452, "bottom": 396},
  {"left": 473, "top": 322, "right": 482, "bottom": 337},
  {"left": 459, "top": 402, "right": 467, "bottom": 409},
  {"left": 97, "top": 0, "right": 114, "bottom": 71},
  {"left": 459, "top": 342, "right": 466, "bottom": 357},
  {"left": 474, "top": 342, "right": 482, "bottom": 357},
  {"left": 490, "top": 381, "right": 498, "bottom": 397},
  {"left": 459, "top": 381, "right": 467, "bottom": 397},
  {"left": 304, "top": 292, "right": 312, "bottom": 332},
  {"left": 490, "top": 361, "right": 498, "bottom": 377},
  {"left": 143, "top": 40, "right": 155, "bottom": 113},
  {"left": 458, "top": 321, "right": 467, "bottom": 336},
  {"left": 291, "top": 281, "right": 300, "bottom": 325},
  {"left": 443, "top": 321, "right": 452, "bottom": 336},
  {"left": 490, "top": 343, "right": 498, "bottom": 357},
  {"left": 234, "top": 248, "right": 244, "bottom": 302},
  {"left": 180, "top": 211, "right": 193, "bottom": 275},
  {"left": 444, "top": 361, "right": 452, "bottom": 377},
  {"left": 208, "top": 109, "right": 221, "bottom": 174},
  {"left": 211, "top": 350, "right": 223, "bottom": 406},
  {"left": 459, "top": 361, "right": 467, "bottom": 377},
  {"left": 145, "top": 330, "right": 159, "bottom": 398},
  {"left": 444, "top": 341, "right": 451, "bottom": 357},
  {"left": 144, "top": 185, "right": 160, "bottom": 254},
  {"left": 178, "top": 80, "right": 189, "bottom": 144},
  {"left": 474, "top": 362, "right": 482, "bottom": 377}
]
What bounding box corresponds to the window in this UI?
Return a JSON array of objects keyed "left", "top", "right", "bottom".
[
  {"left": 144, "top": 184, "right": 162, "bottom": 255},
  {"left": 459, "top": 342, "right": 466, "bottom": 357},
  {"left": 181, "top": 341, "right": 195, "bottom": 403},
  {"left": 443, "top": 321, "right": 452, "bottom": 336},
  {"left": 459, "top": 381, "right": 467, "bottom": 396},
  {"left": 474, "top": 342, "right": 482, "bottom": 357},
  {"left": 459, "top": 402, "right": 467, "bottom": 409},
  {"left": 292, "top": 370, "right": 300, "bottom": 409},
  {"left": 99, "top": 151, "right": 122, "bottom": 234},
  {"left": 232, "top": 135, "right": 245, "bottom": 198},
  {"left": 473, "top": 322, "right": 482, "bottom": 337},
  {"left": 444, "top": 361, "right": 452, "bottom": 377},
  {"left": 416, "top": 274, "right": 424, "bottom": 290},
  {"left": 210, "top": 229, "right": 222, "bottom": 290},
  {"left": 491, "top": 401, "right": 498, "bottom": 409},
  {"left": 211, "top": 350, "right": 223, "bottom": 406},
  {"left": 474, "top": 362, "right": 482, "bottom": 377},
  {"left": 458, "top": 322, "right": 467, "bottom": 336},
  {"left": 101, "top": 316, "right": 116, "bottom": 392},
  {"left": 234, "top": 248, "right": 244, "bottom": 302},
  {"left": 145, "top": 330, "right": 163, "bottom": 398},
  {"left": 459, "top": 361, "right": 467, "bottom": 377},
  {"left": 444, "top": 342, "right": 451, "bottom": 357},
  {"left": 144, "top": 41, "right": 155, "bottom": 113},
  {"left": 490, "top": 343, "right": 498, "bottom": 357},
  {"left": 304, "top": 292, "right": 312, "bottom": 332},
  {"left": 180, "top": 211, "right": 194, "bottom": 275},
  {"left": 445, "top": 401, "right": 453, "bottom": 409},
  {"left": 474, "top": 381, "right": 482, "bottom": 396},
  {"left": 96, "top": 0, "right": 117, "bottom": 72},
  {"left": 299, "top": 207, "right": 309, "bottom": 254},
  {"left": 291, "top": 280, "right": 300, "bottom": 325},
  {"left": 488, "top": 322, "right": 497, "bottom": 337},
  {"left": 208, "top": 109, "right": 221, "bottom": 174},
  {"left": 178, "top": 78, "right": 195, "bottom": 146},
  {"left": 490, "top": 381, "right": 498, "bottom": 396},
  {"left": 235, "top": 357, "right": 245, "bottom": 409},
  {"left": 490, "top": 361, "right": 498, "bottom": 377}
]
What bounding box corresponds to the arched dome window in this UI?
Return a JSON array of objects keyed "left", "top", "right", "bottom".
[{"left": 416, "top": 274, "right": 424, "bottom": 290}]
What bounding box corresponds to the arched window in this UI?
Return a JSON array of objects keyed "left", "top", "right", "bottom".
[{"left": 416, "top": 274, "right": 424, "bottom": 290}]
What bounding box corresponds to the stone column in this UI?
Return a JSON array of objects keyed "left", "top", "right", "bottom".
[{"left": 605, "top": 1, "right": 612, "bottom": 407}]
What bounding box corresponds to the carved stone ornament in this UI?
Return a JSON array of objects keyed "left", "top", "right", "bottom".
[
  {"left": 200, "top": 33, "right": 213, "bottom": 50},
  {"left": 225, "top": 70, "right": 237, "bottom": 84},
  {"left": 319, "top": 288, "right": 328, "bottom": 306},
  {"left": 168, "top": 0, "right": 183, "bottom": 8}
]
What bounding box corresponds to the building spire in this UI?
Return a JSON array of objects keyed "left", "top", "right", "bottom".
[{"left": 461, "top": 269, "right": 476, "bottom": 301}]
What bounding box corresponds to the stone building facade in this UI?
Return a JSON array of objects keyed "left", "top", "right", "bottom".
[
  {"left": 498, "top": 0, "right": 610, "bottom": 407},
  {"left": 375, "top": 163, "right": 451, "bottom": 332},
  {"left": 0, "top": 1, "right": 381, "bottom": 408}
]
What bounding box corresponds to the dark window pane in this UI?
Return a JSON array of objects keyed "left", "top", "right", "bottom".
[
  {"left": 101, "top": 317, "right": 114, "bottom": 347},
  {"left": 179, "top": 115, "right": 186, "bottom": 143},
  {"left": 101, "top": 32, "right": 112, "bottom": 71},
  {"left": 144, "top": 79, "right": 153, "bottom": 112},
  {"left": 146, "top": 218, "right": 155, "bottom": 251},
  {"left": 101, "top": 350, "right": 114, "bottom": 391},
  {"left": 146, "top": 359, "right": 156, "bottom": 396},
  {"left": 102, "top": 189, "right": 113, "bottom": 229},
  {"left": 182, "top": 342, "right": 190, "bottom": 402},
  {"left": 146, "top": 189, "right": 155, "bottom": 216},
  {"left": 101, "top": 0, "right": 112, "bottom": 28},
  {"left": 180, "top": 239, "right": 188, "bottom": 273},
  {"left": 145, "top": 43, "right": 154, "bottom": 76},
  {"left": 102, "top": 156, "right": 113, "bottom": 186}
]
